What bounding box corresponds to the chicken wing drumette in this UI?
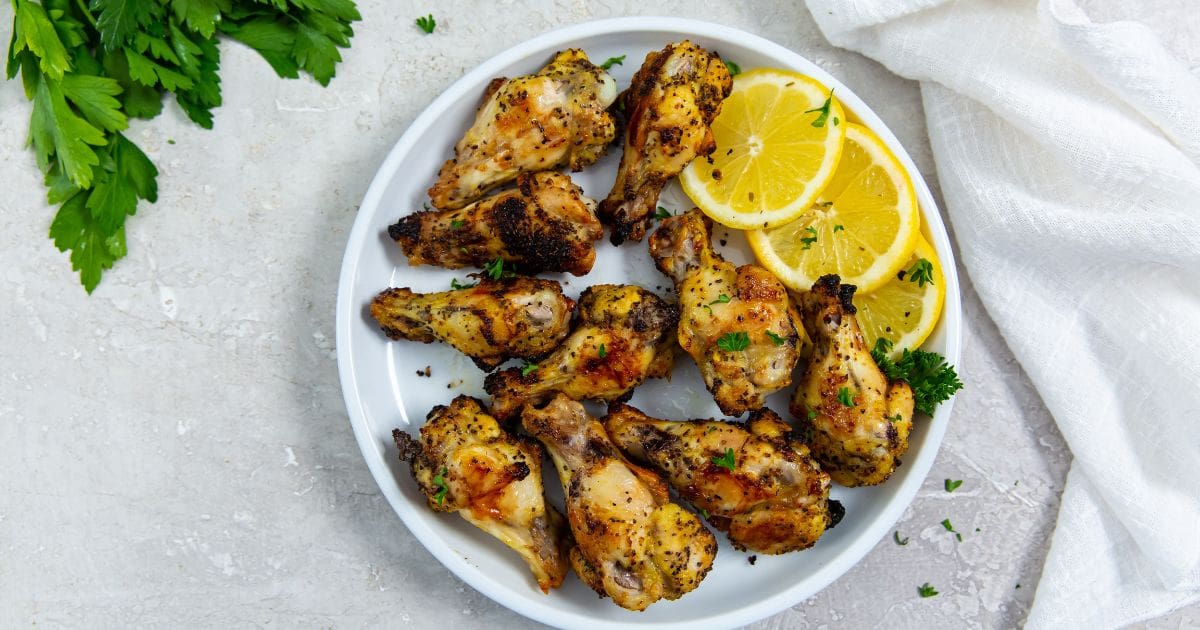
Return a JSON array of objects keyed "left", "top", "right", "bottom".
[
  {"left": 393, "top": 396, "right": 571, "bottom": 592},
  {"left": 649, "top": 209, "right": 804, "bottom": 415},
  {"left": 605, "top": 404, "right": 839, "bottom": 555},
  {"left": 522, "top": 394, "right": 717, "bottom": 610},
  {"left": 391, "top": 171, "right": 603, "bottom": 276},
  {"left": 484, "top": 284, "right": 678, "bottom": 420},
  {"left": 428, "top": 49, "right": 618, "bottom": 209},
  {"left": 370, "top": 276, "right": 575, "bottom": 370},
  {"left": 790, "top": 275, "right": 916, "bottom": 487},
  {"left": 599, "top": 41, "right": 733, "bottom": 244}
]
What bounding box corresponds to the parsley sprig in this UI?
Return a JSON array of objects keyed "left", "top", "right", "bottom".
[
  {"left": 723, "top": 59, "right": 741, "bottom": 76},
  {"left": 432, "top": 467, "right": 449, "bottom": 504},
  {"left": 711, "top": 447, "right": 736, "bottom": 471},
  {"left": 906, "top": 258, "right": 935, "bottom": 287},
  {"left": 871, "top": 338, "right": 964, "bottom": 415},
  {"left": 804, "top": 89, "right": 834, "bottom": 128},
  {"left": 415, "top": 14, "right": 435, "bottom": 34},
  {"left": 918, "top": 583, "right": 938, "bottom": 598},
  {"left": 8, "top": 0, "right": 361, "bottom": 292},
  {"left": 599, "top": 55, "right": 624, "bottom": 70},
  {"left": 800, "top": 226, "right": 818, "bottom": 250},
  {"left": 716, "top": 331, "right": 749, "bottom": 352}
]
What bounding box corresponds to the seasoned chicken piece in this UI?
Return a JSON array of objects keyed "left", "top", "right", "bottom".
[
  {"left": 370, "top": 276, "right": 574, "bottom": 370},
  {"left": 428, "top": 49, "right": 618, "bottom": 209},
  {"left": 390, "top": 171, "right": 603, "bottom": 276},
  {"left": 485, "top": 284, "right": 678, "bottom": 420},
  {"left": 649, "top": 209, "right": 804, "bottom": 416},
  {"left": 599, "top": 41, "right": 732, "bottom": 244},
  {"left": 790, "top": 275, "right": 916, "bottom": 487},
  {"left": 605, "top": 404, "right": 840, "bottom": 555},
  {"left": 522, "top": 394, "right": 717, "bottom": 610},
  {"left": 393, "top": 396, "right": 571, "bottom": 592}
]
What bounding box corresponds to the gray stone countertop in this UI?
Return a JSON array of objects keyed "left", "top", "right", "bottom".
[{"left": 1, "top": 1, "right": 1195, "bottom": 628}]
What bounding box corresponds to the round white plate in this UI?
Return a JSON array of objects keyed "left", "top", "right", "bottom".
[{"left": 337, "top": 16, "right": 962, "bottom": 629}]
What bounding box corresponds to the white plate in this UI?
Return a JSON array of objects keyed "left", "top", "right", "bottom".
[{"left": 336, "top": 16, "right": 962, "bottom": 629}]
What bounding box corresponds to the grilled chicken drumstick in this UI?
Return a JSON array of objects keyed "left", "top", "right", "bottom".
[
  {"left": 393, "top": 396, "right": 571, "bottom": 593},
  {"left": 599, "top": 41, "right": 733, "bottom": 244},
  {"left": 522, "top": 394, "right": 717, "bottom": 610},
  {"left": 428, "top": 49, "right": 618, "bottom": 209},
  {"left": 790, "top": 275, "right": 916, "bottom": 487}
]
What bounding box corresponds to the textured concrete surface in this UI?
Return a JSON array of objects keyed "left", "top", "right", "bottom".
[{"left": 0, "top": 1, "right": 1195, "bottom": 628}]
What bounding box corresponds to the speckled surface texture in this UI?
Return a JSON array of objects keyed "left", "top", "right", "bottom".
[{"left": 0, "top": 1, "right": 1196, "bottom": 628}]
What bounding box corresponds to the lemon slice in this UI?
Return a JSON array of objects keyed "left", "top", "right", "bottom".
[
  {"left": 856, "top": 237, "right": 945, "bottom": 357},
  {"left": 746, "top": 122, "right": 919, "bottom": 293},
  {"left": 679, "top": 69, "right": 845, "bottom": 230}
]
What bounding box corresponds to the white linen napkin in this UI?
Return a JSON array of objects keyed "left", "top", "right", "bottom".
[{"left": 800, "top": 0, "right": 1200, "bottom": 626}]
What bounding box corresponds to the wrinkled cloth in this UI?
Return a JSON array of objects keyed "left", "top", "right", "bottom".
[{"left": 801, "top": 0, "right": 1200, "bottom": 626}]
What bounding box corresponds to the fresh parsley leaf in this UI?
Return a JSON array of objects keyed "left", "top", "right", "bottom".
[
  {"left": 941, "top": 518, "right": 962, "bottom": 541},
  {"left": 484, "top": 257, "right": 514, "bottom": 280},
  {"left": 837, "top": 386, "right": 855, "bottom": 407},
  {"left": 653, "top": 206, "right": 673, "bottom": 220},
  {"left": 597, "top": 343, "right": 607, "bottom": 358},
  {"left": 876, "top": 347, "right": 963, "bottom": 415},
  {"left": 918, "top": 583, "right": 938, "bottom": 598},
  {"left": 907, "top": 258, "right": 935, "bottom": 287},
  {"left": 894, "top": 531, "right": 909, "bottom": 546},
  {"left": 765, "top": 331, "right": 786, "bottom": 346},
  {"left": 12, "top": 0, "right": 72, "bottom": 80},
  {"left": 415, "top": 14, "right": 436, "bottom": 34},
  {"left": 432, "top": 466, "right": 449, "bottom": 504},
  {"left": 30, "top": 73, "right": 108, "bottom": 188},
  {"left": 450, "top": 219, "right": 465, "bottom": 228},
  {"left": 520, "top": 360, "right": 538, "bottom": 377},
  {"left": 49, "top": 190, "right": 125, "bottom": 293},
  {"left": 945, "top": 479, "right": 963, "bottom": 492},
  {"left": 711, "top": 447, "right": 736, "bottom": 472},
  {"left": 804, "top": 89, "right": 834, "bottom": 128},
  {"left": 723, "top": 59, "right": 740, "bottom": 76},
  {"left": 800, "top": 226, "right": 818, "bottom": 250},
  {"left": 599, "top": 54, "right": 624, "bottom": 70},
  {"left": 450, "top": 278, "right": 475, "bottom": 290},
  {"left": 716, "top": 331, "right": 749, "bottom": 352}
]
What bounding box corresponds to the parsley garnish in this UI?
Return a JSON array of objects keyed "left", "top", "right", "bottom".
[
  {"left": 833, "top": 116, "right": 841, "bottom": 126},
  {"left": 945, "top": 479, "right": 963, "bottom": 492},
  {"left": 804, "top": 89, "right": 835, "bottom": 127},
  {"left": 484, "top": 257, "right": 515, "bottom": 280},
  {"left": 9, "top": 0, "right": 361, "bottom": 292},
  {"left": 907, "top": 258, "right": 935, "bottom": 287},
  {"left": 450, "top": 219, "right": 465, "bottom": 229},
  {"left": 703, "top": 293, "right": 732, "bottom": 313},
  {"left": 941, "top": 518, "right": 962, "bottom": 542},
  {"left": 520, "top": 360, "right": 538, "bottom": 377},
  {"left": 871, "top": 341, "right": 963, "bottom": 415},
  {"left": 432, "top": 467, "right": 449, "bottom": 504},
  {"left": 599, "top": 55, "right": 625, "bottom": 70},
  {"left": 807, "top": 409, "right": 818, "bottom": 420},
  {"left": 450, "top": 278, "right": 476, "bottom": 290},
  {"left": 711, "top": 448, "right": 736, "bottom": 471},
  {"left": 598, "top": 343, "right": 607, "bottom": 358},
  {"left": 415, "top": 14, "right": 436, "bottom": 34},
  {"left": 894, "top": 531, "right": 909, "bottom": 545},
  {"left": 700, "top": 508, "right": 710, "bottom": 519},
  {"left": 918, "top": 583, "right": 938, "bottom": 598},
  {"left": 716, "top": 331, "right": 749, "bottom": 352},
  {"left": 765, "top": 331, "right": 786, "bottom": 346},
  {"left": 837, "top": 387, "right": 856, "bottom": 407},
  {"left": 833, "top": 224, "right": 844, "bottom": 232},
  {"left": 800, "top": 226, "right": 818, "bottom": 250},
  {"left": 653, "top": 206, "right": 673, "bottom": 220},
  {"left": 724, "top": 59, "right": 741, "bottom": 76}
]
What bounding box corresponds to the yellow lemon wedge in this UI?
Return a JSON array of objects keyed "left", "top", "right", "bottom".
[
  {"left": 746, "top": 122, "right": 920, "bottom": 293},
  {"left": 855, "top": 237, "right": 946, "bottom": 357},
  {"left": 679, "top": 69, "right": 845, "bottom": 230}
]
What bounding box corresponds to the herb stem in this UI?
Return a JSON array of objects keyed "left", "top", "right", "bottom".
[{"left": 74, "top": 0, "right": 99, "bottom": 29}]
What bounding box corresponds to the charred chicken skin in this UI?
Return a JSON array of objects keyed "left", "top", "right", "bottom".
[
  {"left": 428, "top": 49, "right": 618, "bottom": 210},
  {"left": 790, "top": 275, "right": 916, "bottom": 487},
  {"left": 370, "top": 276, "right": 575, "bottom": 370},
  {"left": 485, "top": 284, "right": 679, "bottom": 420},
  {"left": 649, "top": 209, "right": 804, "bottom": 416},
  {"left": 522, "top": 394, "right": 717, "bottom": 610},
  {"left": 605, "top": 404, "right": 838, "bottom": 555},
  {"left": 390, "top": 171, "right": 603, "bottom": 276},
  {"left": 393, "top": 396, "right": 571, "bottom": 592},
  {"left": 599, "top": 41, "right": 733, "bottom": 244}
]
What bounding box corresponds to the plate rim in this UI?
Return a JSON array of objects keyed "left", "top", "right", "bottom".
[{"left": 336, "top": 15, "right": 963, "bottom": 629}]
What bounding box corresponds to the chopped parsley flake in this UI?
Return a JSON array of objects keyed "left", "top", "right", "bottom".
[
  {"left": 716, "top": 331, "right": 750, "bottom": 352},
  {"left": 432, "top": 467, "right": 449, "bottom": 504},
  {"left": 804, "top": 89, "right": 835, "bottom": 127},
  {"left": 598, "top": 343, "right": 607, "bottom": 358},
  {"left": 599, "top": 55, "right": 625, "bottom": 70},
  {"left": 800, "top": 226, "right": 818, "bottom": 250},
  {"left": 415, "top": 14, "right": 436, "bottom": 34},
  {"left": 724, "top": 59, "right": 741, "bottom": 76},
  {"left": 837, "top": 387, "right": 856, "bottom": 407},
  {"left": 945, "top": 479, "right": 963, "bottom": 492},
  {"left": 894, "top": 531, "right": 909, "bottom": 545},
  {"left": 711, "top": 448, "right": 736, "bottom": 471},
  {"left": 520, "top": 360, "right": 538, "bottom": 377},
  {"left": 450, "top": 278, "right": 476, "bottom": 290},
  {"left": 918, "top": 583, "right": 938, "bottom": 598},
  {"left": 907, "top": 258, "right": 935, "bottom": 287},
  {"left": 765, "top": 331, "right": 786, "bottom": 346}
]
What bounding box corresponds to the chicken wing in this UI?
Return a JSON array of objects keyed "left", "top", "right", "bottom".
[
  {"left": 522, "top": 394, "right": 717, "bottom": 610},
  {"left": 790, "top": 275, "right": 916, "bottom": 487},
  {"left": 599, "top": 41, "right": 732, "bottom": 244},
  {"left": 428, "top": 49, "right": 618, "bottom": 209},
  {"left": 649, "top": 209, "right": 804, "bottom": 415},
  {"left": 370, "top": 276, "right": 574, "bottom": 370},
  {"left": 484, "top": 284, "right": 678, "bottom": 420},
  {"left": 393, "top": 396, "right": 571, "bottom": 592},
  {"left": 605, "top": 403, "right": 839, "bottom": 555},
  {"left": 391, "top": 171, "right": 603, "bottom": 276}
]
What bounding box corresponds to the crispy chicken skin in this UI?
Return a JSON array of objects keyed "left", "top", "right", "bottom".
[
  {"left": 393, "top": 396, "right": 571, "bottom": 593},
  {"left": 522, "top": 394, "right": 717, "bottom": 610},
  {"left": 599, "top": 41, "right": 733, "bottom": 244},
  {"left": 428, "top": 49, "right": 618, "bottom": 209},
  {"left": 484, "top": 285, "right": 679, "bottom": 420},
  {"left": 790, "top": 275, "right": 916, "bottom": 487},
  {"left": 370, "top": 277, "right": 575, "bottom": 370},
  {"left": 391, "top": 171, "right": 603, "bottom": 276},
  {"left": 649, "top": 209, "right": 804, "bottom": 415},
  {"left": 605, "top": 404, "right": 840, "bottom": 555}
]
